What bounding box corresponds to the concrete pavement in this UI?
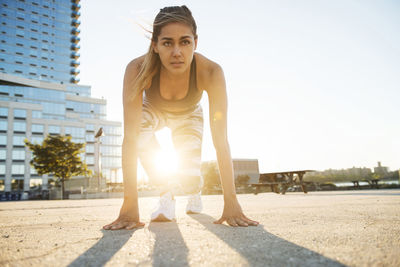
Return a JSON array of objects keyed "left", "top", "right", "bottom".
[{"left": 0, "top": 189, "right": 399, "bottom": 266}]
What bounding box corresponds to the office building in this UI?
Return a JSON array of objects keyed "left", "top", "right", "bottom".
[{"left": 0, "top": 0, "right": 122, "bottom": 196}]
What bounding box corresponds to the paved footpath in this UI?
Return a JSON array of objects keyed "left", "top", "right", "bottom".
[{"left": 0, "top": 189, "right": 399, "bottom": 267}]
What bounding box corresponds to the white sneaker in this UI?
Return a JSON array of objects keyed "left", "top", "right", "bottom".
[
  {"left": 186, "top": 192, "right": 203, "bottom": 214},
  {"left": 151, "top": 191, "right": 176, "bottom": 222}
]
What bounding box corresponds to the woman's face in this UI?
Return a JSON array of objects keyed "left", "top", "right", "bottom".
[{"left": 153, "top": 22, "right": 197, "bottom": 75}]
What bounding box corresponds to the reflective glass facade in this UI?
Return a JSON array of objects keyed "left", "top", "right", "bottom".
[
  {"left": 0, "top": 0, "right": 81, "bottom": 84},
  {"left": 0, "top": 0, "right": 122, "bottom": 196}
]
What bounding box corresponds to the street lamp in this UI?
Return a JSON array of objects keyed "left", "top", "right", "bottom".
[{"left": 95, "top": 127, "right": 104, "bottom": 191}]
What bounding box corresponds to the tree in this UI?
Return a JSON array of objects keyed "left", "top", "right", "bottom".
[
  {"left": 25, "top": 135, "right": 91, "bottom": 199},
  {"left": 236, "top": 174, "right": 250, "bottom": 185},
  {"left": 201, "top": 161, "right": 220, "bottom": 189}
]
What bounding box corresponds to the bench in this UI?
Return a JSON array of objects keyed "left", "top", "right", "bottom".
[{"left": 251, "top": 170, "right": 315, "bottom": 195}]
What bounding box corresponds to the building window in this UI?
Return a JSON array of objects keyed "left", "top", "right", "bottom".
[
  {"left": 86, "top": 134, "right": 94, "bottom": 142},
  {"left": 30, "top": 136, "right": 43, "bottom": 144},
  {"left": 65, "top": 127, "right": 84, "bottom": 138},
  {"left": 12, "top": 165, "right": 25, "bottom": 175},
  {"left": 0, "top": 136, "right": 6, "bottom": 146},
  {"left": 0, "top": 121, "right": 6, "bottom": 132},
  {"left": 30, "top": 178, "right": 42, "bottom": 188},
  {"left": 85, "top": 144, "right": 94, "bottom": 153},
  {"left": 0, "top": 165, "right": 5, "bottom": 175},
  {"left": 13, "top": 109, "right": 26, "bottom": 119},
  {"left": 13, "top": 121, "right": 26, "bottom": 133},
  {"left": 48, "top": 125, "right": 60, "bottom": 135},
  {"left": 13, "top": 136, "right": 25, "bottom": 147},
  {"left": 86, "top": 124, "right": 95, "bottom": 131},
  {"left": 32, "top": 124, "right": 44, "bottom": 134},
  {"left": 86, "top": 156, "right": 94, "bottom": 165},
  {"left": 0, "top": 149, "right": 6, "bottom": 160},
  {"left": 11, "top": 179, "right": 24, "bottom": 191},
  {"left": 0, "top": 108, "right": 7, "bottom": 117},
  {"left": 30, "top": 167, "right": 37, "bottom": 175},
  {"left": 32, "top": 111, "right": 42, "bottom": 118},
  {"left": 12, "top": 150, "right": 25, "bottom": 161}
]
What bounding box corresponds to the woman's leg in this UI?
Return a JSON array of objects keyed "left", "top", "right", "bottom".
[
  {"left": 168, "top": 105, "right": 204, "bottom": 195},
  {"left": 137, "top": 102, "right": 166, "bottom": 189}
]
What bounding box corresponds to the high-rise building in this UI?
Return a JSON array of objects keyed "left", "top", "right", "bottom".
[{"left": 0, "top": 0, "right": 122, "bottom": 198}]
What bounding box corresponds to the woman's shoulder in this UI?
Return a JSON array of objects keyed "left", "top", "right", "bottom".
[
  {"left": 125, "top": 55, "right": 146, "bottom": 75},
  {"left": 194, "top": 53, "right": 224, "bottom": 89},
  {"left": 195, "top": 52, "right": 222, "bottom": 73}
]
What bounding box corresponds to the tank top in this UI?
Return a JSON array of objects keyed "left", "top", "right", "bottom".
[{"left": 144, "top": 57, "right": 203, "bottom": 114}]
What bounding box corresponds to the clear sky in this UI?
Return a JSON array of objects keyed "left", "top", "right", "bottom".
[{"left": 78, "top": 0, "right": 400, "bottom": 173}]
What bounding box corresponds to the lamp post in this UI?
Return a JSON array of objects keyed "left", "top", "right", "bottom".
[{"left": 95, "top": 127, "right": 103, "bottom": 192}]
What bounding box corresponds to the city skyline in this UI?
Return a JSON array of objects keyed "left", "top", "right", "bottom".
[{"left": 79, "top": 0, "right": 400, "bottom": 172}]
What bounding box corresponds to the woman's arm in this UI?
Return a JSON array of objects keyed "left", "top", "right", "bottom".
[
  {"left": 103, "top": 58, "right": 145, "bottom": 230},
  {"left": 205, "top": 63, "right": 259, "bottom": 227}
]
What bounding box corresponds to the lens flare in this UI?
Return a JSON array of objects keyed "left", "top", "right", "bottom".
[{"left": 154, "top": 148, "right": 179, "bottom": 175}]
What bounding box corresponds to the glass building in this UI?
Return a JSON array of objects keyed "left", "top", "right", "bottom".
[{"left": 0, "top": 0, "right": 122, "bottom": 196}]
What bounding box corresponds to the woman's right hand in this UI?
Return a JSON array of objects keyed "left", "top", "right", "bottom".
[{"left": 103, "top": 199, "right": 144, "bottom": 230}]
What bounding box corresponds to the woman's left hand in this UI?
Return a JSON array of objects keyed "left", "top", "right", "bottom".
[{"left": 214, "top": 198, "right": 259, "bottom": 227}]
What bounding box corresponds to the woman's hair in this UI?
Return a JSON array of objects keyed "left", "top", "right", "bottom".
[{"left": 129, "top": 5, "right": 197, "bottom": 101}]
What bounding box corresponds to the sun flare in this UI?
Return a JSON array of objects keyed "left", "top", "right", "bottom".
[
  {"left": 153, "top": 129, "right": 179, "bottom": 175},
  {"left": 154, "top": 149, "right": 179, "bottom": 174}
]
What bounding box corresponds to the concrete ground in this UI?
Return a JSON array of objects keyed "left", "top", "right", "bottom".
[{"left": 0, "top": 189, "right": 399, "bottom": 267}]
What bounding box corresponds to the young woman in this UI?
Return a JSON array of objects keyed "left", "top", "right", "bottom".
[{"left": 103, "top": 6, "right": 258, "bottom": 229}]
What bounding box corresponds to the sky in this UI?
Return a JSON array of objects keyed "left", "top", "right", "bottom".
[{"left": 78, "top": 0, "right": 400, "bottom": 173}]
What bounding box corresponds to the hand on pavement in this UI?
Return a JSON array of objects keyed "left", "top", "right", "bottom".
[
  {"left": 214, "top": 198, "right": 259, "bottom": 227},
  {"left": 103, "top": 200, "right": 145, "bottom": 230}
]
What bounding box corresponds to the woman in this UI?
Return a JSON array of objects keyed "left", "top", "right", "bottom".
[{"left": 104, "top": 5, "right": 258, "bottom": 229}]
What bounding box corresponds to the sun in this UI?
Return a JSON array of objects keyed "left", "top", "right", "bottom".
[
  {"left": 154, "top": 128, "right": 179, "bottom": 175},
  {"left": 154, "top": 148, "right": 179, "bottom": 174}
]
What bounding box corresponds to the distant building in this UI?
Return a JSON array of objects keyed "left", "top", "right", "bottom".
[
  {"left": 374, "top": 161, "right": 389, "bottom": 177},
  {"left": 201, "top": 158, "right": 260, "bottom": 185},
  {"left": 0, "top": 0, "right": 122, "bottom": 195},
  {"left": 232, "top": 158, "right": 260, "bottom": 184}
]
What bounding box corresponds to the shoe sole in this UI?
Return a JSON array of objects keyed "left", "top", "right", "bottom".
[
  {"left": 151, "top": 214, "right": 175, "bottom": 222},
  {"left": 186, "top": 210, "right": 201, "bottom": 214}
]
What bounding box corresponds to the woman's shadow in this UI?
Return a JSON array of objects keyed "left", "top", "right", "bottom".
[
  {"left": 187, "top": 213, "right": 346, "bottom": 266},
  {"left": 148, "top": 221, "right": 189, "bottom": 266},
  {"left": 67, "top": 228, "right": 138, "bottom": 267},
  {"left": 68, "top": 214, "right": 345, "bottom": 266}
]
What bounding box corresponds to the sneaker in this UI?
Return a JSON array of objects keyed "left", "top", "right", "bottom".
[
  {"left": 186, "top": 191, "right": 203, "bottom": 214},
  {"left": 151, "top": 191, "right": 176, "bottom": 222}
]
